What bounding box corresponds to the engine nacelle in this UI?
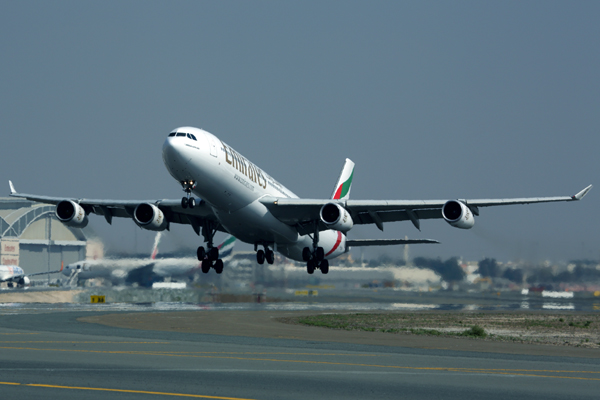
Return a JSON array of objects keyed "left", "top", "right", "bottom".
[
  {"left": 134, "top": 203, "right": 168, "bottom": 231},
  {"left": 442, "top": 200, "right": 475, "bottom": 229},
  {"left": 18, "top": 276, "right": 30, "bottom": 287},
  {"left": 56, "top": 200, "right": 89, "bottom": 228},
  {"left": 320, "top": 203, "right": 354, "bottom": 232}
]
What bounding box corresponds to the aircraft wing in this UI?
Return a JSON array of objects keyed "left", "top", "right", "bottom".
[
  {"left": 260, "top": 184, "right": 592, "bottom": 234},
  {"left": 9, "top": 181, "right": 223, "bottom": 236}
]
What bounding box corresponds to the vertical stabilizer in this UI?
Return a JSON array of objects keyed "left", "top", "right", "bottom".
[{"left": 331, "top": 159, "right": 355, "bottom": 200}]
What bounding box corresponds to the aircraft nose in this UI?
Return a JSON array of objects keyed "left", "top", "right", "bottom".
[{"left": 162, "top": 137, "right": 192, "bottom": 179}]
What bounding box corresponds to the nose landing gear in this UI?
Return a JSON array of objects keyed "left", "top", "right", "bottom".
[{"left": 180, "top": 180, "right": 197, "bottom": 209}]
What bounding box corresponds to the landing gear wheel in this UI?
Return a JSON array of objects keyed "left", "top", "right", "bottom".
[
  {"left": 302, "top": 247, "right": 311, "bottom": 262},
  {"left": 208, "top": 247, "right": 219, "bottom": 261},
  {"left": 188, "top": 197, "right": 196, "bottom": 208},
  {"left": 214, "top": 259, "right": 224, "bottom": 274},
  {"left": 307, "top": 260, "right": 316, "bottom": 274},
  {"left": 256, "top": 249, "right": 265, "bottom": 265},
  {"left": 315, "top": 247, "right": 325, "bottom": 261},
  {"left": 265, "top": 249, "right": 275, "bottom": 265},
  {"left": 201, "top": 260, "right": 211, "bottom": 274},
  {"left": 320, "top": 259, "right": 329, "bottom": 274},
  {"left": 181, "top": 197, "right": 188, "bottom": 209},
  {"left": 197, "top": 246, "right": 206, "bottom": 261}
]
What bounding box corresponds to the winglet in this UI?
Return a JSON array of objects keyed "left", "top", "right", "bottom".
[
  {"left": 572, "top": 184, "right": 592, "bottom": 200},
  {"left": 8, "top": 180, "right": 16, "bottom": 195}
]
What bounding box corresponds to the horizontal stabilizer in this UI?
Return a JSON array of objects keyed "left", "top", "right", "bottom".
[{"left": 346, "top": 238, "right": 439, "bottom": 247}]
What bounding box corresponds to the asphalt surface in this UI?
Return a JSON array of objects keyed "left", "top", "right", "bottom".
[{"left": 1, "top": 308, "right": 599, "bottom": 400}]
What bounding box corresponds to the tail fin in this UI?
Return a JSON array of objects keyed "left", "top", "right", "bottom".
[
  {"left": 217, "top": 235, "right": 236, "bottom": 259},
  {"left": 151, "top": 232, "right": 162, "bottom": 260},
  {"left": 331, "top": 159, "right": 355, "bottom": 200}
]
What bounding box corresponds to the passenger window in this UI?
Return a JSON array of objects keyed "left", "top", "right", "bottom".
[
  {"left": 168, "top": 132, "right": 176, "bottom": 137},
  {"left": 176, "top": 132, "right": 186, "bottom": 137}
]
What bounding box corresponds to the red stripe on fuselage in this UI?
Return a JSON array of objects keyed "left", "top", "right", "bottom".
[{"left": 325, "top": 231, "right": 343, "bottom": 256}]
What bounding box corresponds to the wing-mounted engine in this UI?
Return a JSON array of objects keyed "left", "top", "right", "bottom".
[
  {"left": 56, "top": 200, "right": 89, "bottom": 228},
  {"left": 320, "top": 203, "right": 353, "bottom": 232},
  {"left": 442, "top": 200, "right": 475, "bottom": 229},
  {"left": 134, "top": 203, "right": 168, "bottom": 231},
  {"left": 18, "top": 276, "right": 30, "bottom": 287}
]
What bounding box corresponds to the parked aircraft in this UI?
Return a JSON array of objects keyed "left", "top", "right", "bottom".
[
  {"left": 0, "top": 263, "right": 63, "bottom": 288},
  {"left": 9, "top": 126, "right": 592, "bottom": 275},
  {"left": 62, "top": 234, "right": 236, "bottom": 286}
]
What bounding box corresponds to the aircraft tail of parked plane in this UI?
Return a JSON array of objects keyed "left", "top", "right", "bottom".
[{"left": 8, "top": 125, "right": 592, "bottom": 276}]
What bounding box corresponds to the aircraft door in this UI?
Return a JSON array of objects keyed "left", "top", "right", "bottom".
[{"left": 208, "top": 135, "right": 218, "bottom": 157}]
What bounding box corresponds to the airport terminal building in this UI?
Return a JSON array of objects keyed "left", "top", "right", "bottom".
[{"left": 0, "top": 197, "right": 86, "bottom": 276}]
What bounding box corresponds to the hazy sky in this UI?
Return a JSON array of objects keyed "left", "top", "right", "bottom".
[{"left": 1, "top": 1, "right": 598, "bottom": 263}]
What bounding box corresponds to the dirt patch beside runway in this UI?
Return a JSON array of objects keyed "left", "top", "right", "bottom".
[
  {"left": 80, "top": 310, "right": 600, "bottom": 358},
  {"left": 0, "top": 290, "right": 80, "bottom": 303}
]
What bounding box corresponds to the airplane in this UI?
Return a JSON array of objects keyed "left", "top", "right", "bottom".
[
  {"left": 0, "top": 263, "right": 64, "bottom": 288},
  {"left": 62, "top": 233, "right": 236, "bottom": 286},
  {"left": 8, "top": 126, "right": 592, "bottom": 275}
]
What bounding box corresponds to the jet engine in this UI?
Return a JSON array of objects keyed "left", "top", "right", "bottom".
[
  {"left": 18, "top": 276, "right": 30, "bottom": 287},
  {"left": 320, "top": 203, "right": 353, "bottom": 232},
  {"left": 442, "top": 200, "right": 475, "bottom": 229},
  {"left": 56, "top": 200, "right": 89, "bottom": 228},
  {"left": 134, "top": 203, "right": 168, "bottom": 231}
]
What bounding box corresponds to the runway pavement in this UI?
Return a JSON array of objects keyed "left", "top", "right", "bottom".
[{"left": 1, "top": 308, "right": 599, "bottom": 400}]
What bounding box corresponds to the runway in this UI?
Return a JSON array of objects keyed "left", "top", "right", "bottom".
[{"left": 1, "top": 308, "right": 599, "bottom": 399}]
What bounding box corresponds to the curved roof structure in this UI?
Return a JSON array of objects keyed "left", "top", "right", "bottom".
[{"left": 0, "top": 199, "right": 85, "bottom": 241}]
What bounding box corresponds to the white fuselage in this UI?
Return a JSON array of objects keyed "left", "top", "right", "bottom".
[
  {"left": 161, "top": 127, "right": 346, "bottom": 262},
  {"left": 62, "top": 258, "right": 202, "bottom": 282},
  {"left": 0, "top": 265, "right": 25, "bottom": 283}
]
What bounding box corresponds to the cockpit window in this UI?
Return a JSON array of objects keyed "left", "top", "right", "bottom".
[
  {"left": 176, "top": 132, "right": 186, "bottom": 137},
  {"left": 168, "top": 132, "right": 176, "bottom": 137},
  {"left": 187, "top": 133, "right": 197, "bottom": 141}
]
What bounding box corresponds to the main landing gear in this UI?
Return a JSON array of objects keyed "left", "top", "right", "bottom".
[
  {"left": 303, "top": 247, "right": 329, "bottom": 274},
  {"left": 197, "top": 246, "right": 223, "bottom": 274},
  {"left": 255, "top": 244, "right": 275, "bottom": 265},
  {"left": 303, "top": 224, "right": 329, "bottom": 274},
  {"left": 180, "top": 180, "right": 197, "bottom": 209},
  {"left": 197, "top": 220, "right": 224, "bottom": 274}
]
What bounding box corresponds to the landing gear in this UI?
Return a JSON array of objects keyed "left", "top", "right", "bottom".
[
  {"left": 303, "top": 245, "right": 330, "bottom": 275},
  {"left": 180, "top": 180, "right": 197, "bottom": 209},
  {"left": 320, "top": 259, "right": 329, "bottom": 274},
  {"left": 256, "top": 249, "right": 265, "bottom": 265},
  {"left": 255, "top": 244, "right": 275, "bottom": 265},
  {"left": 181, "top": 196, "right": 196, "bottom": 209},
  {"left": 197, "top": 246, "right": 206, "bottom": 261},
  {"left": 307, "top": 259, "right": 316, "bottom": 274},
  {"left": 214, "top": 259, "right": 224, "bottom": 274},
  {"left": 196, "top": 221, "right": 224, "bottom": 274},
  {"left": 265, "top": 249, "right": 275, "bottom": 264},
  {"left": 201, "top": 259, "right": 211, "bottom": 274}
]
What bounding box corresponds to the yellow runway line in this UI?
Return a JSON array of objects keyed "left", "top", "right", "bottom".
[{"left": 0, "top": 381, "right": 257, "bottom": 399}]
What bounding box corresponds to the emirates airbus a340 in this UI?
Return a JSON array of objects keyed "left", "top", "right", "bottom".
[{"left": 10, "top": 126, "right": 592, "bottom": 275}]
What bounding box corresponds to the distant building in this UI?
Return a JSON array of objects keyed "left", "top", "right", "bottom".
[{"left": 0, "top": 198, "right": 86, "bottom": 275}]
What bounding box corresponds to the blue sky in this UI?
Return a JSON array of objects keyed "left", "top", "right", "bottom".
[{"left": 1, "top": 1, "right": 598, "bottom": 262}]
